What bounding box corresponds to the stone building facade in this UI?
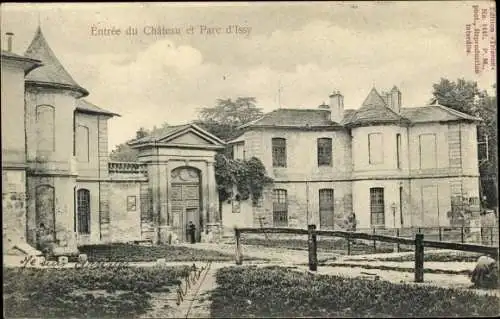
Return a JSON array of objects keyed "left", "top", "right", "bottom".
[
  {"left": 224, "top": 87, "right": 483, "bottom": 233},
  {"left": 2, "top": 28, "right": 224, "bottom": 256}
]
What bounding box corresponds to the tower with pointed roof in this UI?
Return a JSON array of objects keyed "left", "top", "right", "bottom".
[{"left": 22, "top": 27, "right": 89, "bottom": 253}]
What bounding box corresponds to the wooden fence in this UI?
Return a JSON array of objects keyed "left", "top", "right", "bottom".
[{"left": 234, "top": 225, "right": 499, "bottom": 283}]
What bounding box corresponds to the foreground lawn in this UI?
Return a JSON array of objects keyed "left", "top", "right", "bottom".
[
  {"left": 210, "top": 266, "right": 500, "bottom": 318},
  {"left": 3, "top": 266, "right": 189, "bottom": 318},
  {"left": 242, "top": 237, "right": 412, "bottom": 255},
  {"left": 79, "top": 243, "right": 236, "bottom": 262},
  {"left": 370, "top": 251, "right": 483, "bottom": 263}
]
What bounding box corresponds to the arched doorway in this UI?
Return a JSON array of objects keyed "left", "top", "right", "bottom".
[{"left": 170, "top": 167, "right": 202, "bottom": 242}]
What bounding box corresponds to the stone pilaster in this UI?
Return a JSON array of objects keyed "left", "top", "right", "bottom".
[
  {"left": 206, "top": 160, "right": 219, "bottom": 223},
  {"left": 158, "top": 162, "right": 170, "bottom": 244}
]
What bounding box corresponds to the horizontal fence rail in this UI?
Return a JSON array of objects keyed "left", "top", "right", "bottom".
[{"left": 234, "top": 225, "right": 499, "bottom": 283}]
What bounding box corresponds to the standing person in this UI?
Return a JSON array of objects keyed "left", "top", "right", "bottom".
[
  {"left": 188, "top": 221, "right": 196, "bottom": 244},
  {"left": 348, "top": 212, "right": 357, "bottom": 231}
]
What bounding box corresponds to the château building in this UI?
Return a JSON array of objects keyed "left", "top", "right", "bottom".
[
  {"left": 2, "top": 27, "right": 224, "bottom": 256},
  {"left": 224, "top": 86, "right": 482, "bottom": 232}
]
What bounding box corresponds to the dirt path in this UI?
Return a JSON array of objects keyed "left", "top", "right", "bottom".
[{"left": 140, "top": 262, "right": 227, "bottom": 318}]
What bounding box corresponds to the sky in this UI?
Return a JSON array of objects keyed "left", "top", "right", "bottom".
[{"left": 1, "top": 1, "right": 496, "bottom": 150}]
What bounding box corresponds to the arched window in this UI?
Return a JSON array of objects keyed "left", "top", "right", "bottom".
[
  {"left": 77, "top": 189, "right": 91, "bottom": 234},
  {"left": 36, "top": 105, "right": 55, "bottom": 152},
  {"left": 76, "top": 125, "right": 90, "bottom": 162},
  {"left": 35, "top": 185, "right": 55, "bottom": 235}
]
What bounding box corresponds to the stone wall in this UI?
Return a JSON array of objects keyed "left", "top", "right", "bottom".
[
  {"left": 108, "top": 181, "right": 143, "bottom": 242},
  {"left": 2, "top": 170, "right": 27, "bottom": 250}
]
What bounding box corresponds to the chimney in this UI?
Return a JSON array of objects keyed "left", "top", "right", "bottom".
[
  {"left": 390, "top": 86, "right": 402, "bottom": 113},
  {"left": 5, "top": 32, "right": 14, "bottom": 52},
  {"left": 329, "top": 90, "right": 344, "bottom": 123}
]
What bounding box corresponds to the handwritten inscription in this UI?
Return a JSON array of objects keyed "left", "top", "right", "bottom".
[
  {"left": 91, "top": 24, "right": 252, "bottom": 37},
  {"left": 19, "top": 255, "right": 128, "bottom": 269},
  {"left": 465, "top": 4, "right": 496, "bottom": 74}
]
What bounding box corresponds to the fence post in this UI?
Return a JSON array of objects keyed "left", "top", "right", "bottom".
[
  {"left": 461, "top": 226, "right": 465, "bottom": 243},
  {"left": 372, "top": 228, "right": 377, "bottom": 252},
  {"left": 438, "top": 227, "right": 442, "bottom": 241},
  {"left": 347, "top": 233, "right": 351, "bottom": 256},
  {"left": 414, "top": 233, "right": 424, "bottom": 283},
  {"left": 395, "top": 228, "right": 400, "bottom": 253},
  {"left": 235, "top": 227, "right": 242, "bottom": 265},
  {"left": 491, "top": 228, "right": 494, "bottom": 246},
  {"left": 308, "top": 224, "right": 317, "bottom": 271}
]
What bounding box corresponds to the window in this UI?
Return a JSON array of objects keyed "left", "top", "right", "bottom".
[
  {"left": 273, "top": 189, "right": 288, "bottom": 226},
  {"left": 319, "top": 189, "right": 335, "bottom": 228},
  {"left": 127, "top": 196, "right": 137, "bottom": 211},
  {"left": 370, "top": 187, "right": 385, "bottom": 226},
  {"left": 396, "top": 133, "right": 401, "bottom": 169},
  {"left": 419, "top": 134, "right": 437, "bottom": 169},
  {"left": 368, "top": 133, "right": 383, "bottom": 164},
  {"left": 77, "top": 189, "right": 91, "bottom": 234},
  {"left": 317, "top": 138, "right": 332, "bottom": 166},
  {"left": 232, "top": 142, "right": 245, "bottom": 160},
  {"left": 448, "top": 125, "right": 462, "bottom": 168},
  {"left": 76, "top": 125, "right": 90, "bottom": 162},
  {"left": 272, "top": 138, "right": 287, "bottom": 167},
  {"left": 36, "top": 105, "right": 55, "bottom": 152}
]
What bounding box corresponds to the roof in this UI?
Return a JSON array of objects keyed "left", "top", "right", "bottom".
[
  {"left": 227, "top": 134, "right": 246, "bottom": 144},
  {"left": 75, "top": 99, "right": 120, "bottom": 117},
  {"left": 234, "top": 88, "right": 482, "bottom": 131},
  {"left": 24, "top": 27, "right": 88, "bottom": 97},
  {"left": 128, "top": 123, "right": 226, "bottom": 147},
  {"left": 343, "top": 88, "right": 411, "bottom": 127},
  {"left": 1, "top": 50, "right": 42, "bottom": 74},
  {"left": 401, "top": 103, "right": 482, "bottom": 123},
  {"left": 238, "top": 108, "right": 338, "bottom": 129},
  {"left": 131, "top": 124, "right": 191, "bottom": 144}
]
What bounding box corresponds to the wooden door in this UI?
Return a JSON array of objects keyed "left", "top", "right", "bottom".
[{"left": 171, "top": 183, "right": 201, "bottom": 242}]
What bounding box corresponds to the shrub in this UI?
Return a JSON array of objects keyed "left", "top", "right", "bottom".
[
  {"left": 3, "top": 266, "right": 190, "bottom": 318},
  {"left": 210, "top": 266, "right": 500, "bottom": 318},
  {"left": 79, "top": 243, "right": 235, "bottom": 262}
]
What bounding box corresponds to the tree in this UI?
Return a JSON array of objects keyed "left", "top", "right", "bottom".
[
  {"left": 109, "top": 142, "right": 139, "bottom": 162},
  {"left": 198, "top": 97, "right": 263, "bottom": 126},
  {"left": 432, "top": 78, "right": 497, "bottom": 208},
  {"left": 109, "top": 123, "right": 169, "bottom": 162}
]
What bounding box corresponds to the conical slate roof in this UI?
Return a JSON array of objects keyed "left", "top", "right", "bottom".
[
  {"left": 24, "top": 27, "right": 88, "bottom": 97},
  {"left": 344, "top": 88, "right": 410, "bottom": 127}
]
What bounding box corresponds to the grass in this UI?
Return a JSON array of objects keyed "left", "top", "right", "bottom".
[
  {"left": 78, "top": 243, "right": 238, "bottom": 262},
  {"left": 3, "top": 266, "right": 190, "bottom": 318},
  {"left": 210, "top": 266, "right": 500, "bottom": 318},
  {"left": 356, "top": 251, "right": 484, "bottom": 263},
  {"left": 241, "top": 237, "right": 412, "bottom": 255}
]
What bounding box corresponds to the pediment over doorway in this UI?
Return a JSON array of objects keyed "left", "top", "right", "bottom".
[
  {"left": 161, "top": 131, "right": 213, "bottom": 145},
  {"left": 128, "top": 123, "right": 226, "bottom": 150}
]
